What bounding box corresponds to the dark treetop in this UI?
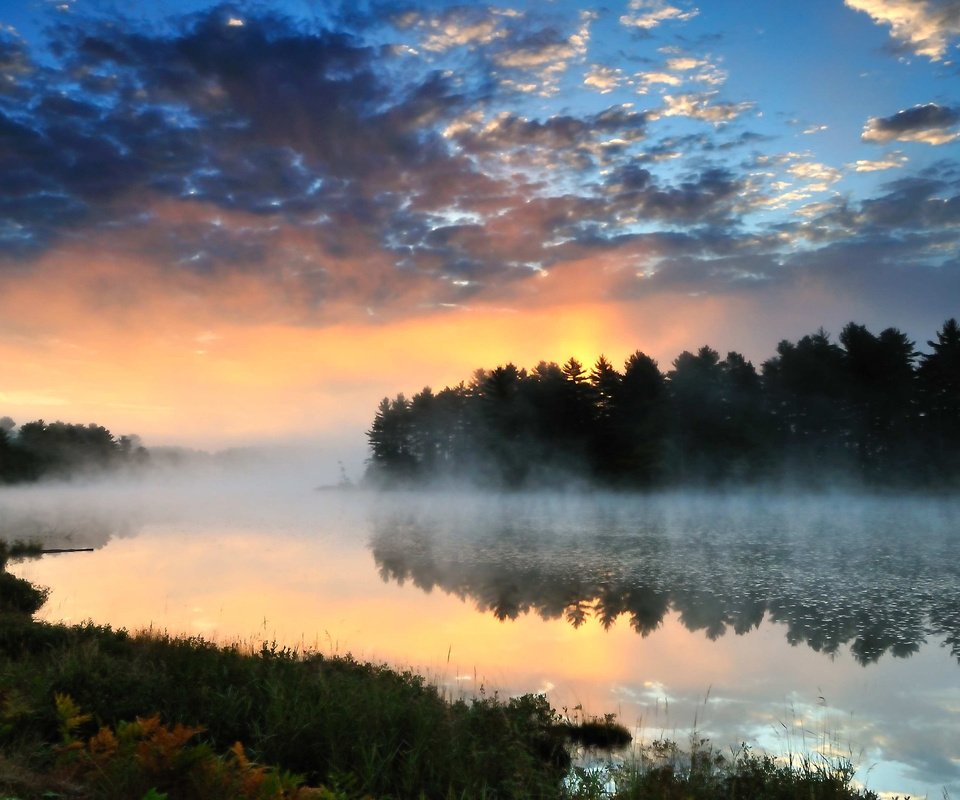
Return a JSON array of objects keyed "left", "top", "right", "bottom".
[{"left": 0, "top": 419, "right": 147, "bottom": 483}]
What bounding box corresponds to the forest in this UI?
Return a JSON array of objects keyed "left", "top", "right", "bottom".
[
  {"left": 0, "top": 419, "right": 147, "bottom": 483},
  {"left": 366, "top": 318, "right": 960, "bottom": 488}
]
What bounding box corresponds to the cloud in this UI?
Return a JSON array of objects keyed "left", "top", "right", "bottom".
[
  {"left": 849, "top": 152, "right": 909, "bottom": 171},
  {"left": 784, "top": 174, "right": 960, "bottom": 244},
  {"left": 491, "top": 11, "right": 594, "bottom": 96},
  {"left": 0, "top": 8, "right": 488, "bottom": 264},
  {"left": 858, "top": 175, "right": 960, "bottom": 229},
  {"left": 844, "top": 0, "right": 960, "bottom": 61},
  {"left": 620, "top": 0, "right": 700, "bottom": 30},
  {"left": 400, "top": 6, "right": 598, "bottom": 95},
  {"left": 0, "top": 0, "right": 956, "bottom": 348},
  {"left": 665, "top": 56, "right": 707, "bottom": 70},
  {"left": 444, "top": 106, "right": 649, "bottom": 169},
  {"left": 714, "top": 130, "right": 771, "bottom": 150},
  {"left": 745, "top": 153, "right": 851, "bottom": 210},
  {"left": 862, "top": 103, "right": 960, "bottom": 144},
  {"left": 0, "top": 29, "right": 33, "bottom": 90},
  {"left": 786, "top": 161, "right": 843, "bottom": 189},
  {"left": 628, "top": 52, "right": 726, "bottom": 93},
  {"left": 601, "top": 164, "right": 745, "bottom": 225},
  {"left": 611, "top": 174, "right": 960, "bottom": 319},
  {"left": 583, "top": 64, "right": 624, "bottom": 93},
  {"left": 656, "top": 92, "right": 754, "bottom": 123},
  {"left": 634, "top": 70, "right": 684, "bottom": 92},
  {"left": 396, "top": 6, "right": 509, "bottom": 52}
]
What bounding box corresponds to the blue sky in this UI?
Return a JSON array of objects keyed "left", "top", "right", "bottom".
[{"left": 0, "top": 0, "right": 958, "bottom": 443}]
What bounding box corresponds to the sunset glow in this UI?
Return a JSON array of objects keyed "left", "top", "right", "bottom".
[{"left": 0, "top": 0, "right": 957, "bottom": 449}]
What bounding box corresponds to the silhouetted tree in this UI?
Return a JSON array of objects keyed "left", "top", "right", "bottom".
[
  {"left": 560, "top": 358, "right": 593, "bottom": 444},
  {"left": 611, "top": 351, "right": 665, "bottom": 484},
  {"left": 0, "top": 425, "right": 14, "bottom": 482},
  {"left": 718, "top": 351, "right": 769, "bottom": 479},
  {"left": 366, "top": 395, "right": 416, "bottom": 481},
  {"left": 477, "top": 364, "right": 535, "bottom": 484},
  {"left": 118, "top": 434, "right": 150, "bottom": 467},
  {"left": 839, "top": 323, "right": 917, "bottom": 480},
  {"left": 0, "top": 418, "right": 146, "bottom": 482},
  {"left": 590, "top": 356, "right": 620, "bottom": 420},
  {"left": 762, "top": 329, "right": 849, "bottom": 480},
  {"left": 433, "top": 383, "right": 471, "bottom": 469},
  {"left": 589, "top": 356, "right": 622, "bottom": 479},
  {"left": 667, "top": 346, "right": 726, "bottom": 481},
  {"left": 918, "top": 318, "right": 960, "bottom": 476},
  {"left": 409, "top": 388, "right": 442, "bottom": 472},
  {"left": 527, "top": 361, "right": 575, "bottom": 470},
  {"left": 15, "top": 420, "right": 119, "bottom": 474}
]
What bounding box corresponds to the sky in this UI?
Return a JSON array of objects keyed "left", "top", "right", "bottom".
[{"left": 0, "top": 0, "right": 958, "bottom": 450}]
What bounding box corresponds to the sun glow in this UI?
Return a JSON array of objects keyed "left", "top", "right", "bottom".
[
  {"left": 0, "top": 250, "right": 733, "bottom": 446},
  {"left": 0, "top": 244, "right": 876, "bottom": 449}
]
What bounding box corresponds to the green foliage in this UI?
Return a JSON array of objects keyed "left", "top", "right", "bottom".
[
  {"left": 0, "top": 614, "right": 884, "bottom": 800},
  {"left": 0, "top": 541, "right": 49, "bottom": 617},
  {"left": 0, "top": 573, "right": 49, "bottom": 616},
  {"left": 604, "top": 738, "right": 876, "bottom": 800},
  {"left": 0, "top": 621, "right": 569, "bottom": 799},
  {"left": 42, "top": 694, "right": 315, "bottom": 799}
]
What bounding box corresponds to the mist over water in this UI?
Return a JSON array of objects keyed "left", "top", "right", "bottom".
[
  {"left": 3, "top": 466, "right": 959, "bottom": 797},
  {"left": 369, "top": 490, "right": 960, "bottom": 663}
]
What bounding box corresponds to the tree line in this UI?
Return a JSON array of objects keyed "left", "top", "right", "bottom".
[
  {"left": 366, "top": 318, "right": 960, "bottom": 488},
  {"left": 0, "top": 418, "right": 148, "bottom": 483}
]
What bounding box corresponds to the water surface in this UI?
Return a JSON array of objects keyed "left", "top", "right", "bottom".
[{"left": 4, "top": 474, "right": 959, "bottom": 797}]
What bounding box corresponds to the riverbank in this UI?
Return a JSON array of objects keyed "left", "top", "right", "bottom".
[
  {"left": 1, "top": 617, "right": 877, "bottom": 799},
  {"left": 0, "top": 541, "right": 881, "bottom": 799}
]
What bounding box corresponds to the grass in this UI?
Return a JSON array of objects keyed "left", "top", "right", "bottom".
[
  {"left": 1, "top": 552, "right": 884, "bottom": 800},
  {"left": 0, "top": 541, "right": 48, "bottom": 616},
  {"left": 568, "top": 737, "right": 882, "bottom": 800},
  {"left": 0, "top": 614, "right": 576, "bottom": 799}
]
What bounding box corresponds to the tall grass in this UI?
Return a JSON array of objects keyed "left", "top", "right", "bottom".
[
  {"left": 600, "top": 736, "right": 877, "bottom": 800},
  {"left": 1, "top": 616, "right": 572, "bottom": 799}
]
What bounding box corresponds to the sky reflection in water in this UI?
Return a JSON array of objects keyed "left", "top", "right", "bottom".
[{"left": 3, "top": 480, "right": 959, "bottom": 797}]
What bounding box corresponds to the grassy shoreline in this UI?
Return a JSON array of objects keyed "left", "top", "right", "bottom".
[{"left": 1, "top": 549, "right": 882, "bottom": 800}]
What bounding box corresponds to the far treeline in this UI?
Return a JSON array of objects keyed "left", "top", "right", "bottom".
[
  {"left": 366, "top": 319, "right": 960, "bottom": 489},
  {"left": 0, "top": 419, "right": 148, "bottom": 483}
]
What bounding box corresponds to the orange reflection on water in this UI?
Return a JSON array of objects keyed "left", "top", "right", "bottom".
[{"left": 17, "top": 522, "right": 830, "bottom": 710}]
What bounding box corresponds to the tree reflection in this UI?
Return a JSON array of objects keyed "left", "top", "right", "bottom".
[
  {"left": 0, "top": 508, "right": 133, "bottom": 552},
  {"left": 369, "top": 498, "right": 960, "bottom": 666}
]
